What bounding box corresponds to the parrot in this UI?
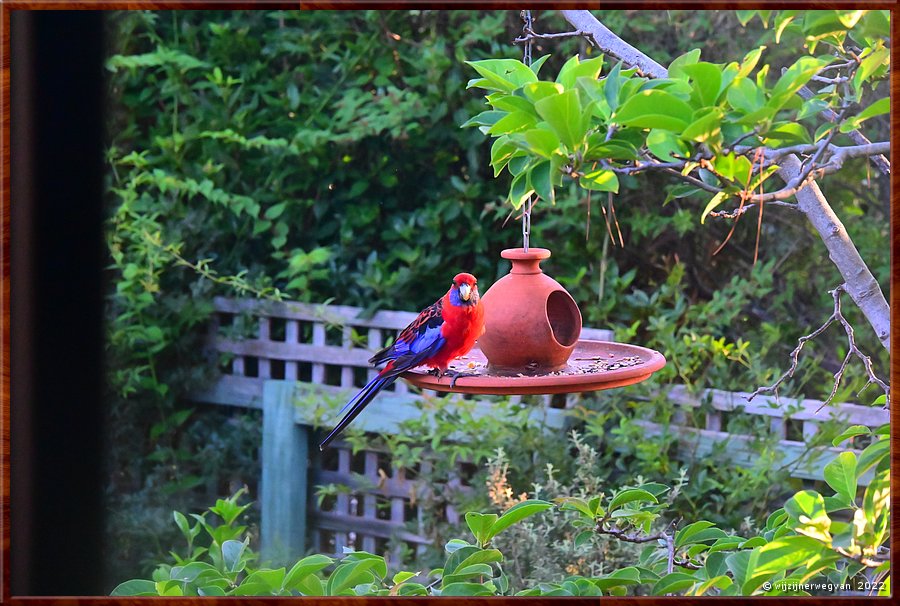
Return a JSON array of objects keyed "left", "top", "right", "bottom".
[{"left": 318, "top": 273, "right": 485, "bottom": 451}]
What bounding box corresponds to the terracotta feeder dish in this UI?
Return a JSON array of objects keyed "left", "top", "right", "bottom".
[{"left": 403, "top": 248, "right": 666, "bottom": 395}]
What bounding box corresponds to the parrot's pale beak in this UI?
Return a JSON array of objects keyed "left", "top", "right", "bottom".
[{"left": 458, "top": 283, "right": 472, "bottom": 301}]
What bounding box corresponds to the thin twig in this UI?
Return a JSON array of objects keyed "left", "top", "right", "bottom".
[
  {"left": 514, "top": 28, "right": 594, "bottom": 45},
  {"left": 746, "top": 284, "right": 890, "bottom": 409},
  {"left": 708, "top": 201, "right": 799, "bottom": 219}
]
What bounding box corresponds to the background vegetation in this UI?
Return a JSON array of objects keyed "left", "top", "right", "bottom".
[{"left": 103, "top": 9, "right": 889, "bottom": 593}]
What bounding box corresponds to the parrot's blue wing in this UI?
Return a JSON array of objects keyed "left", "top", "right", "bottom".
[
  {"left": 334, "top": 319, "right": 445, "bottom": 419},
  {"left": 369, "top": 298, "right": 444, "bottom": 367}
]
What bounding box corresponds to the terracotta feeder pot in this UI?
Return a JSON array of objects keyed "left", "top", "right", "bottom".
[
  {"left": 402, "top": 247, "right": 666, "bottom": 395},
  {"left": 478, "top": 248, "right": 582, "bottom": 373}
]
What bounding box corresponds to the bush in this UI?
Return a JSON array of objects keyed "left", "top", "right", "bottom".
[{"left": 113, "top": 425, "right": 890, "bottom": 596}]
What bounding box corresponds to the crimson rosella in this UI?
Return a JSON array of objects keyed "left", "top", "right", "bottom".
[{"left": 318, "top": 273, "right": 485, "bottom": 450}]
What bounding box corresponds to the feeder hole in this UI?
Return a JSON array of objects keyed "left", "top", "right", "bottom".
[{"left": 546, "top": 290, "right": 580, "bottom": 347}]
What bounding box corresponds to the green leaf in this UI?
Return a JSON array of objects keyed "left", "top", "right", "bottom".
[
  {"left": 487, "top": 111, "right": 538, "bottom": 136},
  {"left": 574, "top": 530, "right": 594, "bottom": 548},
  {"left": 557, "top": 54, "right": 605, "bottom": 90},
  {"left": 767, "top": 55, "right": 832, "bottom": 111},
  {"left": 735, "top": 10, "right": 757, "bottom": 26},
  {"left": 700, "top": 191, "right": 729, "bottom": 224},
  {"left": 797, "top": 97, "right": 830, "bottom": 121},
  {"left": 675, "top": 520, "right": 715, "bottom": 548},
  {"left": 529, "top": 54, "right": 551, "bottom": 76},
  {"left": 521, "top": 127, "right": 561, "bottom": 158},
  {"left": 585, "top": 136, "right": 639, "bottom": 161},
  {"left": 652, "top": 572, "right": 698, "bottom": 595},
  {"left": 325, "top": 558, "right": 383, "bottom": 596},
  {"left": 727, "top": 77, "right": 765, "bottom": 114},
  {"left": 487, "top": 93, "right": 537, "bottom": 115},
  {"left": 461, "top": 110, "right": 506, "bottom": 130},
  {"left": 580, "top": 168, "right": 619, "bottom": 193},
  {"left": 747, "top": 535, "right": 827, "bottom": 585},
  {"left": 647, "top": 129, "right": 690, "bottom": 162},
  {"left": 608, "top": 488, "right": 658, "bottom": 511},
  {"left": 739, "top": 536, "right": 767, "bottom": 549},
  {"left": 681, "top": 110, "right": 723, "bottom": 144},
  {"left": 614, "top": 90, "right": 693, "bottom": 131},
  {"left": 397, "top": 582, "right": 428, "bottom": 596},
  {"left": 198, "top": 585, "right": 227, "bottom": 596},
  {"left": 454, "top": 548, "right": 504, "bottom": 574},
  {"left": 221, "top": 539, "right": 248, "bottom": 573},
  {"left": 593, "top": 566, "right": 642, "bottom": 590},
  {"left": 725, "top": 551, "right": 751, "bottom": 587},
  {"left": 738, "top": 46, "right": 765, "bottom": 78},
  {"left": 557, "top": 497, "right": 594, "bottom": 518},
  {"left": 852, "top": 46, "right": 889, "bottom": 96},
  {"left": 392, "top": 571, "right": 417, "bottom": 585},
  {"left": 862, "top": 469, "right": 890, "bottom": 526},
  {"left": 534, "top": 89, "right": 586, "bottom": 150},
  {"left": 690, "top": 575, "right": 732, "bottom": 596},
  {"left": 508, "top": 169, "right": 535, "bottom": 209},
  {"left": 681, "top": 62, "right": 723, "bottom": 107},
  {"left": 523, "top": 81, "right": 565, "bottom": 103},
  {"left": 774, "top": 11, "right": 798, "bottom": 43},
  {"left": 295, "top": 574, "right": 325, "bottom": 596},
  {"left": 489, "top": 136, "right": 519, "bottom": 176},
  {"left": 857, "top": 437, "right": 888, "bottom": 474},
  {"left": 603, "top": 61, "right": 625, "bottom": 110},
  {"left": 442, "top": 563, "right": 493, "bottom": 585},
  {"left": 444, "top": 539, "right": 472, "bottom": 554},
  {"left": 823, "top": 451, "right": 858, "bottom": 504},
  {"left": 111, "top": 579, "right": 158, "bottom": 596},
  {"left": 487, "top": 499, "right": 553, "bottom": 541},
  {"left": 831, "top": 425, "right": 871, "bottom": 446},
  {"left": 465, "top": 59, "right": 537, "bottom": 92},
  {"left": 841, "top": 97, "right": 889, "bottom": 132},
  {"left": 440, "top": 582, "right": 496, "bottom": 596},
  {"left": 784, "top": 490, "right": 832, "bottom": 543},
  {"left": 283, "top": 554, "right": 334, "bottom": 591},
  {"left": 173, "top": 511, "right": 191, "bottom": 541},
  {"left": 762, "top": 122, "right": 810, "bottom": 145},
  {"left": 668, "top": 49, "right": 702, "bottom": 80},
  {"left": 528, "top": 161, "right": 554, "bottom": 204},
  {"left": 240, "top": 568, "right": 285, "bottom": 594}
]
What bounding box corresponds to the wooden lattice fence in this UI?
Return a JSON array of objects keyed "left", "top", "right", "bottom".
[{"left": 190, "top": 296, "right": 889, "bottom": 564}]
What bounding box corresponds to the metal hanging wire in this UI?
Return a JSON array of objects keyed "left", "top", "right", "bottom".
[{"left": 521, "top": 9, "right": 534, "bottom": 252}]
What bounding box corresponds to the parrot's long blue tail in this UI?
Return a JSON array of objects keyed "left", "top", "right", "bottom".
[{"left": 318, "top": 369, "right": 397, "bottom": 451}]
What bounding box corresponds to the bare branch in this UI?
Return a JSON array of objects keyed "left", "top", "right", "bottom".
[
  {"left": 514, "top": 28, "right": 593, "bottom": 46},
  {"left": 747, "top": 285, "right": 890, "bottom": 409},
  {"left": 708, "top": 201, "right": 800, "bottom": 219}
]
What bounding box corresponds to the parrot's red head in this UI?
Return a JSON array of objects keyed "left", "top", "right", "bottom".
[{"left": 450, "top": 272, "right": 479, "bottom": 306}]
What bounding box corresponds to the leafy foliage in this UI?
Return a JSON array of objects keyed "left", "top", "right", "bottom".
[
  {"left": 464, "top": 10, "right": 889, "bottom": 220},
  {"left": 115, "top": 428, "right": 890, "bottom": 596}
]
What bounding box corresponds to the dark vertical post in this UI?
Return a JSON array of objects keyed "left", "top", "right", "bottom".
[{"left": 10, "top": 10, "right": 105, "bottom": 595}]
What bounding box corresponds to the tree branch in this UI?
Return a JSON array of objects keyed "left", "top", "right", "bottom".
[
  {"left": 559, "top": 10, "right": 668, "bottom": 78},
  {"left": 793, "top": 75, "right": 890, "bottom": 175},
  {"left": 747, "top": 284, "right": 890, "bottom": 409},
  {"left": 560, "top": 9, "right": 890, "bottom": 351}
]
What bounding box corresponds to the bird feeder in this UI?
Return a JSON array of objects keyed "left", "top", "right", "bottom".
[{"left": 403, "top": 247, "right": 666, "bottom": 395}]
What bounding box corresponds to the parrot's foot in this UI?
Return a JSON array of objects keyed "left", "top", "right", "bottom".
[
  {"left": 426, "top": 368, "right": 442, "bottom": 378},
  {"left": 445, "top": 369, "right": 477, "bottom": 389}
]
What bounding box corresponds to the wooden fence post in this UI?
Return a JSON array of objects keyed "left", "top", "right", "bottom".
[{"left": 261, "top": 381, "right": 308, "bottom": 565}]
